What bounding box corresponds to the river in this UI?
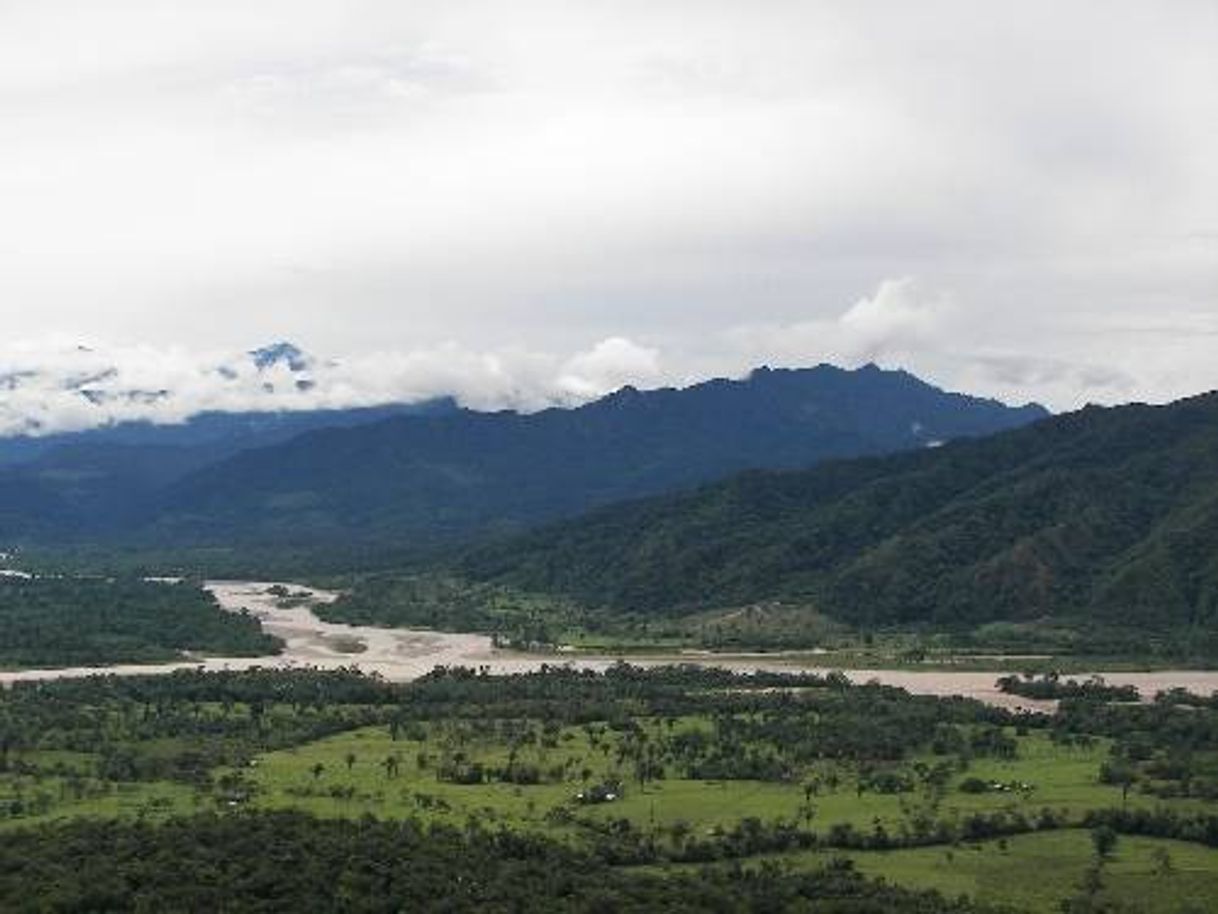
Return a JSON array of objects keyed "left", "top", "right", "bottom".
[{"left": 2, "top": 580, "right": 1217, "bottom": 713}]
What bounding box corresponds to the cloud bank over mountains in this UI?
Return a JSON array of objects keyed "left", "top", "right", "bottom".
[
  {"left": 6, "top": 275, "right": 1196, "bottom": 437},
  {"left": 1, "top": 1, "right": 1213, "bottom": 421},
  {"left": 0, "top": 335, "right": 667, "bottom": 436}
]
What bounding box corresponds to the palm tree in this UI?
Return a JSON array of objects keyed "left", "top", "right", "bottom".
[
  {"left": 800, "top": 802, "right": 816, "bottom": 830},
  {"left": 382, "top": 755, "right": 401, "bottom": 779}
]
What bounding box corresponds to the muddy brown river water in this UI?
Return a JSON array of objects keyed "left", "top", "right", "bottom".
[{"left": 2, "top": 580, "right": 1217, "bottom": 713}]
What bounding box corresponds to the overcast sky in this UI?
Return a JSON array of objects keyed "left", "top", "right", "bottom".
[{"left": 1, "top": 0, "right": 1215, "bottom": 429}]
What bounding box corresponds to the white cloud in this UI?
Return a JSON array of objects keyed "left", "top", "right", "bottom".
[
  {"left": 0, "top": 336, "right": 666, "bottom": 435},
  {"left": 0, "top": 2, "right": 1214, "bottom": 410},
  {"left": 557, "top": 337, "right": 662, "bottom": 399},
  {"left": 835, "top": 278, "right": 952, "bottom": 360},
  {"left": 719, "top": 278, "right": 1184, "bottom": 410},
  {"left": 722, "top": 278, "right": 952, "bottom": 369}
]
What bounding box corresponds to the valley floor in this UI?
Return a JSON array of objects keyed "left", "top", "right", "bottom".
[
  {"left": 4, "top": 581, "right": 1218, "bottom": 716},
  {"left": 5, "top": 664, "right": 1218, "bottom": 911}
]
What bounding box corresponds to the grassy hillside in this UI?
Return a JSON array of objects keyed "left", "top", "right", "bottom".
[{"left": 453, "top": 392, "right": 1218, "bottom": 651}]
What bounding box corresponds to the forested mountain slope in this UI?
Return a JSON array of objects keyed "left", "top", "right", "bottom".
[
  {"left": 0, "top": 399, "right": 458, "bottom": 468},
  {"left": 146, "top": 364, "right": 1044, "bottom": 544},
  {"left": 0, "top": 400, "right": 456, "bottom": 540},
  {"left": 456, "top": 391, "right": 1218, "bottom": 635}
]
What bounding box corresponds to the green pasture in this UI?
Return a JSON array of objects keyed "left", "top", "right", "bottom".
[
  {"left": 655, "top": 830, "right": 1218, "bottom": 912},
  {"left": 5, "top": 718, "right": 1210, "bottom": 844},
  {"left": 843, "top": 830, "right": 1218, "bottom": 913},
  {"left": 239, "top": 721, "right": 1206, "bottom": 841},
  {"left": 0, "top": 765, "right": 197, "bottom": 831}
]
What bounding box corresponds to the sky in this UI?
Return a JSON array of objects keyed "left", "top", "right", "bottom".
[{"left": 1, "top": 0, "right": 1215, "bottom": 432}]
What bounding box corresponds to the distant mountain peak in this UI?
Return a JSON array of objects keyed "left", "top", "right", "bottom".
[{"left": 249, "top": 342, "right": 311, "bottom": 373}]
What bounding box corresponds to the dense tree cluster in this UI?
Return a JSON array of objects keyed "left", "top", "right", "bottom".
[
  {"left": 319, "top": 573, "right": 576, "bottom": 647},
  {"left": 1080, "top": 807, "right": 1218, "bottom": 846},
  {"left": 0, "top": 577, "right": 280, "bottom": 668},
  {"left": 0, "top": 667, "right": 393, "bottom": 785},
  {"left": 996, "top": 674, "right": 1140, "bottom": 703},
  {"left": 0, "top": 812, "right": 1012, "bottom": 913}
]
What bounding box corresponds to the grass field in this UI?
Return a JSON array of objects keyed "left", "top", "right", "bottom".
[
  {"left": 0, "top": 762, "right": 198, "bottom": 832},
  {"left": 222, "top": 720, "right": 1218, "bottom": 911},
  {"left": 845, "top": 831, "right": 1218, "bottom": 913},
  {"left": 642, "top": 830, "right": 1218, "bottom": 912},
  {"left": 224, "top": 722, "right": 1202, "bottom": 837}
]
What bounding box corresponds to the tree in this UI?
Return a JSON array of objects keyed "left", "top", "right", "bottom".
[
  {"left": 1091, "top": 825, "right": 1118, "bottom": 861},
  {"left": 800, "top": 802, "right": 816, "bottom": 829},
  {"left": 1100, "top": 760, "right": 1137, "bottom": 809},
  {"left": 668, "top": 820, "right": 691, "bottom": 849}
]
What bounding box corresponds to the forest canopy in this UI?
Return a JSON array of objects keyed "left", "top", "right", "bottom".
[{"left": 0, "top": 577, "right": 280, "bottom": 668}]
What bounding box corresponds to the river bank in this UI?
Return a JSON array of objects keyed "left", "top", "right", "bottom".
[{"left": 2, "top": 580, "right": 1217, "bottom": 714}]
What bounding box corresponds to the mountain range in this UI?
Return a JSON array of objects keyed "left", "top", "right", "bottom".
[
  {"left": 0, "top": 363, "right": 1046, "bottom": 546},
  {"left": 453, "top": 390, "right": 1218, "bottom": 647}
]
